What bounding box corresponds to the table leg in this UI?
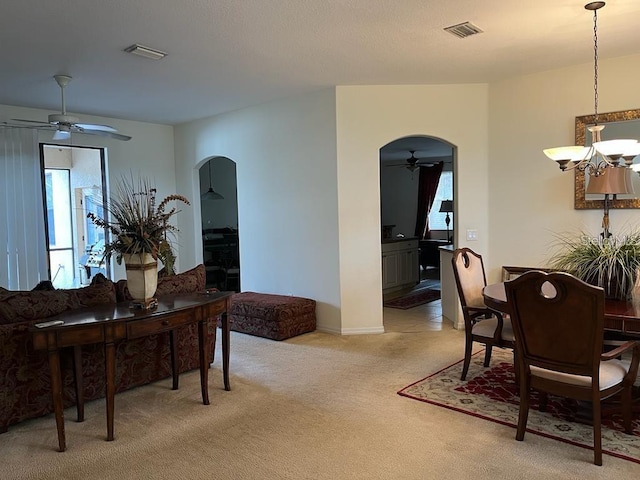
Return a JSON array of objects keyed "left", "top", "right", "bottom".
[
  {"left": 72, "top": 346, "right": 85, "bottom": 422},
  {"left": 198, "top": 319, "right": 210, "bottom": 405},
  {"left": 221, "top": 312, "right": 230, "bottom": 391},
  {"left": 170, "top": 330, "right": 179, "bottom": 390},
  {"left": 105, "top": 341, "right": 116, "bottom": 441},
  {"left": 48, "top": 348, "right": 66, "bottom": 452},
  {"left": 210, "top": 318, "right": 218, "bottom": 369}
]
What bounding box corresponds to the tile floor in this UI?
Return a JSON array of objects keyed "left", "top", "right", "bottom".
[{"left": 383, "top": 267, "right": 449, "bottom": 334}]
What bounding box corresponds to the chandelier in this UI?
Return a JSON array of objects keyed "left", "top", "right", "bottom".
[{"left": 543, "top": 2, "right": 640, "bottom": 175}]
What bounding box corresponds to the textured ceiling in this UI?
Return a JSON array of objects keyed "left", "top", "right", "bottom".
[{"left": 1, "top": 0, "right": 639, "bottom": 127}]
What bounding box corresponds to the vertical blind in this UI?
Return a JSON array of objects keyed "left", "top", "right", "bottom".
[{"left": 0, "top": 127, "right": 48, "bottom": 290}]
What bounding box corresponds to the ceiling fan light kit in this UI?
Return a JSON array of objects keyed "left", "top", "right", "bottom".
[{"left": 7, "top": 74, "right": 132, "bottom": 141}]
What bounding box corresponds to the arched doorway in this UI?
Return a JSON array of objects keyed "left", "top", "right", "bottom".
[
  {"left": 379, "top": 136, "right": 456, "bottom": 298},
  {"left": 199, "top": 156, "right": 240, "bottom": 291}
]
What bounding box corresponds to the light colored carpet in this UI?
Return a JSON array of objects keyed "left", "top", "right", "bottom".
[{"left": 3, "top": 301, "right": 639, "bottom": 479}]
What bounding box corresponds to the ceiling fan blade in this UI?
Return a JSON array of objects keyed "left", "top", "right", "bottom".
[
  {"left": 75, "top": 123, "right": 117, "bottom": 133},
  {"left": 76, "top": 128, "right": 131, "bottom": 141},
  {"left": 11, "top": 118, "right": 52, "bottom": 127},
  {"left": 9, "top": 77, "right": 133, "bottom": 141}
]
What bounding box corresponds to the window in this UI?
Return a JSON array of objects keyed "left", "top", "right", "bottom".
[
  {"left": 427, "top": 171, "right": 453, "bottom": 230},
  {"left": 45, "top": 172, "right": 56, "bottom": 245},
  {"left": 41, "top": 145, "right": 107, "bottom": 288},
  {"left": 44, "top": 168, "right": 74, "bottom": 288}
]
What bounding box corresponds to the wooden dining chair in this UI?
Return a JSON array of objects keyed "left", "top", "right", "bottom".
[
  {"left": 504, "top": 270, "right": 640, "bottom": 466},
  {"left": 451, "top": 248, "right": 515, "bottom": 380}
]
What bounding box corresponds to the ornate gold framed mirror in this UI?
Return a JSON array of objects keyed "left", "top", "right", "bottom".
[{"left": 574, "top": 108, "right": 640, "bottom": 209}]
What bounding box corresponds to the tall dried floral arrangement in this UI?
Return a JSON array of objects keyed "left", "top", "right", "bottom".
[{"left": 87, "top": 175, "right": 190, "bottom": 275}]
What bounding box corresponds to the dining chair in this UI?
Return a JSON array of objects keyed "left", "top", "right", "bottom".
[
  {"left": 504, "top": 270, "right": 640, "bottom": 466},
  {"left": 451, "top": 248, "right": 515, "bottom": 380}
]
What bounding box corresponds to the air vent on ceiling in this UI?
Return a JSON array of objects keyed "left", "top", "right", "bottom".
[
  {"left": 444, "top": 22, "right": 483, "bottom": 39},
  {"left": 124, "top": 44, "right": 167, "bottom": 60}
]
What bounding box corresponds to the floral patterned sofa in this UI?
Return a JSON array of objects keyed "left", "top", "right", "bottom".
[{"left": 0, "top": 264, "right": 208, "bottom": 433}]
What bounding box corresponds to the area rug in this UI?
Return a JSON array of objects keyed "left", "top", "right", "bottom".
[
  {"left": 398, "top": 349, "right": 640, "bottom": 464},
  {"left": 383, "top": 287, "right": 440, "bottom": 309}
]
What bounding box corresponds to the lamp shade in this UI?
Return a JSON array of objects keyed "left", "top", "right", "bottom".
[
  {"left": 201, "top": 160, "right": 224, "bottom": 201},
  {"left": 439, "top": 200, "right": 454, "bottom": 213},
  {"left": 201, "top": 188, "right": 224, "bottom": 201},
  {"left": 593, "top": 139, "right": 638, "bottom": 158},
  {"left": 543, "top": 146, "right": 589, "bottom": 162},
  {"left": 586, "top": 166, "right": 634, "bottom": 195}
]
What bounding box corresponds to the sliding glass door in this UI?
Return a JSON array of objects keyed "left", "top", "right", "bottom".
[{"left": 41, "top": 144, "right": 108, "bottom": 288}]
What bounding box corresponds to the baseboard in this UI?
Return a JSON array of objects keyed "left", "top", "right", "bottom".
[{"left": 316, "top": 325, "right": 385, "bottom": 335}]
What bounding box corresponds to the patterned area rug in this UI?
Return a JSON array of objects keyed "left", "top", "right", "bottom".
[
  {"left": 398, "top": 349, "right": 640, "bottom": 464},
  {"left": 383, "top": 288, "right": 440, "bottom": 309}
]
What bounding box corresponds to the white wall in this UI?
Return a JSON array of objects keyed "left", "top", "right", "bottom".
[
  {"left": 174, "top": 89, "right": 342, "bottom": 333},
  {"left": 0, "top": 104, "right": 176, "bottom": 280},
  {"left": 335, "top": 84, "right": 490, "bottom": 333},
  {"left": 174, "top": 85, "right": 489, "bottom": 334},
  {"left": 488, "top": 53, "right": 640, "bottom": 282}
]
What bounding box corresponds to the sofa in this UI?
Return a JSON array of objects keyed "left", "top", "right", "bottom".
[{"left": 0, "top": 264, "right": 208, "bottom": 433}]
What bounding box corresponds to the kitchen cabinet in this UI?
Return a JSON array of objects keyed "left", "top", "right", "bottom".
[{"left": 382, "top": 238, "right": 419, "bottom": 293}]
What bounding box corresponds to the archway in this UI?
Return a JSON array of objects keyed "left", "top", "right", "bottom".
[
  {"left": 199, "top": 156, "right": 240, "bottom": 291},
  {"left": 379, "top": 135, "right": 456, "bottom": 299}
]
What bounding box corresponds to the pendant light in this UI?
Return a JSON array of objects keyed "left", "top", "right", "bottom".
[
  {"left": 543, "top": 2, "right": 638, "bottom": 174},
  {"left": 201, "top": 160, "right": 224, "bottom": 201}
]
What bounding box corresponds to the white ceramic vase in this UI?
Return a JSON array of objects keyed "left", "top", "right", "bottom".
[{"left": 122, "top": 253, "right": 158, "bottom": 304}]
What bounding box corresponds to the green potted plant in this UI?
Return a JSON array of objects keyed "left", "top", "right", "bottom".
[
  {"left": 88, "top": 175, "right": 190, "bottom": 305},
  {"left": 548, "top": 229, "right": 640, "bottom": 300}
]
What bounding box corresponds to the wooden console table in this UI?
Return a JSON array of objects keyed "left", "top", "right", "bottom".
[{"left": 30, "top": 291, "right": 233, "bottom": 452}]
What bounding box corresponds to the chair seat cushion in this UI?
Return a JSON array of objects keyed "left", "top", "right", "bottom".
[
  {"left": 471, "top": 316, "right": 514, "bottom": 342},
  {"left": 531, "top": 359, "right": 628, "bottom": 390}
]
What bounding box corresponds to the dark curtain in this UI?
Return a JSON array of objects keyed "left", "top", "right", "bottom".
[{"left": 414, "top": 162, "right": 444, "bottom": 239}]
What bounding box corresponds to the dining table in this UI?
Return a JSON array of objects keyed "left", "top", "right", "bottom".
[
  {"left": 483, "top": 280, "right": 640, "bottom": 421},
  {"left": 483, "top": 281, "right": 640, "bottom": 338}
]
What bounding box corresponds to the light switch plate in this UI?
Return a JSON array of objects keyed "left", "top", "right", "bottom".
[{"left": 466, "top": 229, "right": 478, "bottom": 241}]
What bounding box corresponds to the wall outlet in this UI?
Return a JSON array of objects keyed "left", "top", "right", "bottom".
[{"left": 466, "top": 229, "right": 478, "bottom": 241}]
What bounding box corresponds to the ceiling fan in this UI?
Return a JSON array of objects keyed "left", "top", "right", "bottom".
[
  {"left": 386, "top": 151, "right": 433, "bottom": 172},
  {"left": 7, "top": 75, "right": 131, "bottom": 141}
]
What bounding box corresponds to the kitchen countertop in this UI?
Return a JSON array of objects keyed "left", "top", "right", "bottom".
[{"left": 381, "top": 236, "right": 418, "bottom": 244}]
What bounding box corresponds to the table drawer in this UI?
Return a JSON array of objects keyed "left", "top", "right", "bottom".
[{"left": 127, "top": 310, "right": 196, "bottom": 338}]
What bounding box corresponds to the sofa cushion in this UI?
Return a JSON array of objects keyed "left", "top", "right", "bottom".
[
  {"left": 76, "top": 275, "right": 117, "bottom": 307},
  {"left": 156, "top": 264, "right": 205, "bottom": 296},
  {"left": 0, "top": 277, "right": 116, "bottom": 325},
  {"left": 115, "top": 264, "right": 206, "bottom": 302},
  {"left": 0, "top": 290, "right": 75, "bottom": 325}
]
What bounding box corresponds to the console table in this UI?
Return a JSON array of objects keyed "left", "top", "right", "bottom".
[{"left": 30, "top": 291, "right": 233, "bottom": 452}]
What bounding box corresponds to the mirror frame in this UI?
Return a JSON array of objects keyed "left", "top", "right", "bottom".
[{"left": 574, "top": 108, "right": 640, "bottom": 209}]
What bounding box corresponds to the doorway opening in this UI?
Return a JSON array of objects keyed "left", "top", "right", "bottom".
[
  {"left": 40, "top": 144, "right": 108, "bottom": 288},
  {"left": 379, "top": 136, "right": 456, "bottom": 298},
  {"left": 199, "top": 157, "right": 240, "bottom": 292}
]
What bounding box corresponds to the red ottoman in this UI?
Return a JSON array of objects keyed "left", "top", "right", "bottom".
[{"left": 228, "top": 292, "right": 316, "bottom": 340}]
